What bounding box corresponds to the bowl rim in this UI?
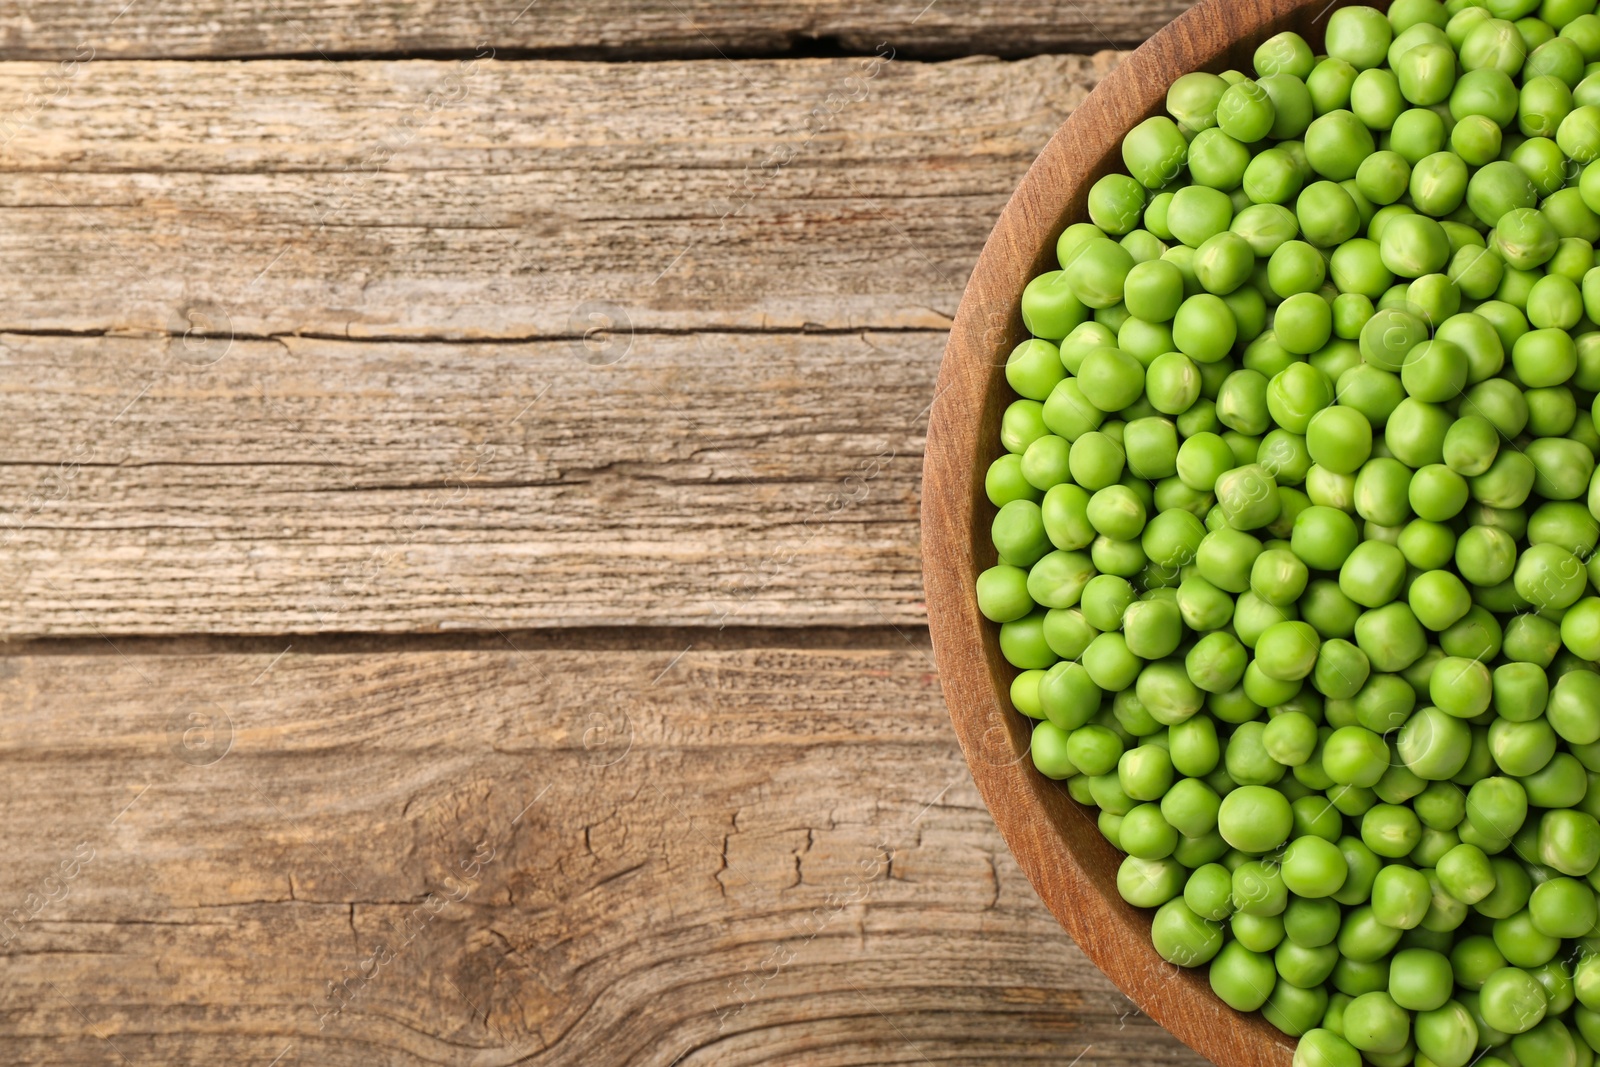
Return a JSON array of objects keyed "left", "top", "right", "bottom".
[{"left": 921, "top": 1, "right": 1373, "bottom": 1063}]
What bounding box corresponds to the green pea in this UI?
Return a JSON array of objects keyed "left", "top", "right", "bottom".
[
  {"left": 1234, "top": 589, "right": 1297, "bottom": 650},
  {"left": 1355, "top": 602, "right": 1430, "bottom": 673},
  {"left": 1019, "top": 275, "right": 1088, "bottom": 342},
  {"left": 993, "top": 499, "right": 1052, "bottom": 568},
  {"left": 1170, "top": 715, "right": 1220, "bottom": 778},
  {"left": 1503, "top": 612, "right": 1564, "bottom": 667},
  {"left": 1265, "top": 240, "right": 1324, "bottom": 298},
  {"left": 1528, "top": 436, "right": 1595, "bottom": 498},
  {"left": 1251, "top": 546, "right": 1310, "bottom": 605},
  {"left": 1152, "top": 897, "right": 1224, "bottom": 967},
  {"left": 1081, "top": 630, "right": 1142, "bottom": 691},
  {"left": 1313, "top": 638, "right": 1373, "bottom": 702},
  {"left": 1363, "top": 803, "right": 1424, "bottom": 861},
  {"left": 1410, "top": 150, "right": 1470, "bottom": 216},
  {"left": 1408, "top": 463, "right": 1470, "bottom": 521},
  {"left": 1011, "top": 669, "right": 1047, "bottom": 720},
  {"left": 1214, "top": 463, "right": 1281, "bottom": 531},
  {"left": 1305, "top": 407, "right": 1374, "bottom": 476},
  {"left": 1356, "top": 149, "right": 1412, "bottom": 206},
  {"left": 1217, "top": 784, "right": 1294, "bottom": 853},
  {"left": 1297, "top": 179, "right": 1364, "bottom": 248},
  {"left": 1391, "top": 105, "right": 1448, "bottom": 162},
  {"left": 1455, "top": 112, "right": 1507, "bottom": 165},
  {"left": 1258, "top": 429, "right": 1312, "bottom": 485},
  {"left": 1442, "top": 601, "right": 1504, "bottom": 660},
  {"left": 1295, "top": 1030, "right": 1361, "bottom": 1067},
  {"left": 1173, "top": 293, "right": 1238, "bottom": 363},
  {"left": 1118, "top": 854, "right": 1185, "bottom": 907},
  {"left": 1471, "top": 167, "right": 1539, "bottom": 239},
  {"left": 1000, "top": 399, "right": 1049, "bottom": 456},
  {"left": 1030, "top": 720, "right": 1078, "bottom": 778},
  {"left": 1062, "top": 236, "right": 1136, "bottom": 309},
  {"left": 1120, "top": 802, "right": 1180, "bottom": 859},
  {"left": 1353, "top": 67, "right": 1406, "bottom": 129},
  {"left": 1019, "top": 434, "right": 1070, "bottom": 492},
  {"left": 1488, "top": 714, "right": 1559, "bottom": 775},
  {"left": 1497, "top": 207, "right": 1563, "bottom": 269},
  {"left": 1465, "top": 776, "right": 1530, "bottom": 853},
  {"left": 1430, "top": 658, "right": 1494, "bottom": 724},
  {"left": 1126, "top": 118, "right": 1190, "bottom": 189},
  {"left": 1515, "top": 541, "right": 1588, "bottom": 609},
  {"left": 1000, "top": 610, "right": 1058, "bottom": 669},
  {"left": 1089, "top": 173, "right": 1149, "bottom": 237},
  {"left": 1470, "top": 448, "right": 1537, "bottom": 509},
  {"left": 1414, "top": 1000, "right": 1479, "bottom": 1067},
  {"left": 1386, "top": 947, "right": 1454, "bottom": 1013},
  {"left": 1529, "top": 874, "right": 1598, "bottom": 937},
  {"left": 1041, "top": 380, "right": 1105, "bottom": 442},
  {"left": 977, "top": 564, "right": 1034, "bottom": 623},
  {"left": 1168, "top": 72, "right": 1230, "bottom": 134},
  {"left": 1181, "top": 862, "right": 1235, "bottom": 925},
  {"left": 1328, "top": 8, "right": 1396, "bottom": 71},
  {"left": 1550, "top": 670, "right": 1600, "bottom": 745},
  {"left": 1209, "top": 939, "right": 1278, "bottom": 1010},
  {"left": 1275, "top": 292, "right": 1335, "bottom": 355},
  {"left": 1438, "top": 843, "right": 1498, "bottom": 905},
  {"left": 1521, "top": 74, "right": 1577, "bottom": 137},
  {"left": 1333, "top": 237, "right": 1397, "bottom": 298},
  {"left": 1342, "top": 988, "right": 1411, "bottom": 1053},
  {"left": 1216, "top": 368, "right": 1271, "bottom": 435},
  {"left": 1409, "top": 569, "right": 1473, "bottom": 630},
  {"left": 1340, "top": 539, "right": 1409, "bottom": 607},
  {"left": 1217, "top": 79, "right": 1277, "bottom": 143},
  {"left": 1188, "top": 128, "right": 1250, "bottom": 191},
  {"left": 1066, "top": 430, "right": 1121, "bottom": 491},
  {"left": 1121, "top": 257, "right": 1185, "bottom": 323},
  {"left": 1479, "top": 967, "right": 1549, "bottom": 1034},
  {"left": 1077, "top": 345, "right": 1146, "bottom": 412}
]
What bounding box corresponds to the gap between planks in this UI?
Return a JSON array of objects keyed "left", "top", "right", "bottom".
[
  {"left": 0, "top": 624, "right": 934, "bottom": 657},
  {"left": 0, "top": 0, "right": 1193, "bottom": 63}
]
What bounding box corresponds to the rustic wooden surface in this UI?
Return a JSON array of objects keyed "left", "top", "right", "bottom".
[
  {"left": 0, "top": 55, "right": 1126, "bottom": 636},
  {"left": 2, "top": 2, "right": 1195, "bottom": 59},
  {"left": 0, "top": 7, "right": 1210, "bottom": 1065}
]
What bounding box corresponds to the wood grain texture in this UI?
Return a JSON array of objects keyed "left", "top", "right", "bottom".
[
  {"left": 923, "top": 2, "right": 1366, "bottom": 1066},
  {"left": 0, "top": 330, "right": 937, "bottom": 635},
  {"left": 0, "top": 53, "right": 1124, "bottom": 637},
  {"left": 0, "top": 54, "right": 1118, "bottom": 339},
  {"left": 0, "top": 641, "right": 1205, "bottom": 1066},
  {"left": 2, "top": 1, "right": 1193, "bottom": 60}
]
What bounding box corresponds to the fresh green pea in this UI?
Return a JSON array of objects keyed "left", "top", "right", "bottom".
[
  {"left": 1000, "top": 610, "right": 1058, "bottom": 669},
  {"left": 1479, "top": 967, "right": 1549, "bottom": 1035},
  {"left": 1298, "top": 179, "right": 1364, "bottom": 246},
  {"left": 1410, "top": 150, "right": 1470, "bottom": 216},
  {"left": 1210, "top": 939, "right": 1278, "bottom": 1010},
  {"left": 1153, "top": 897, "right": 1225, "bottom": 967},
  {"left": 1328, "top": 8, "right": 1396, "bottom": 71},
  {"left": 1342, "top": 988, "right": 1411, "bottom": 1053}
]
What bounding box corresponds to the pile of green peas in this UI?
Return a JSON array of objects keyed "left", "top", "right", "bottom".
[{"left": 977, "top": 2, "right": 1600, "bottom": 1065}]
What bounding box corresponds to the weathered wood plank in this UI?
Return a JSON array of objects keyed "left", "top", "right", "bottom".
[
  {"left": 0, "top": 55, "right": 1117, "bottom": 338},
  {"left": 0, "top": 330, "right": 937, "bottom": 635},
  {"left": 3, "top": 3, "right": 1191, "bottom": 60},
  {"left": 0, "top": 55, "right": 1122, "bottom": 634},
  {"left": 0, "top": 642, "right": 1204, "bottom": 1066},
  {"left": 0, "top": 55, "right": 1129, "bottom": 634}
]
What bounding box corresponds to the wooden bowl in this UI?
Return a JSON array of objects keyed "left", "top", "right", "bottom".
[{"left": 921, "top": 1, "right": 1381, "bottom": 1063}]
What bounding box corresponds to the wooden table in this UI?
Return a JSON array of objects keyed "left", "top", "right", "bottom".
[{"left": 0, "top": 4, "right": 1212, "bottom": 1063}]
